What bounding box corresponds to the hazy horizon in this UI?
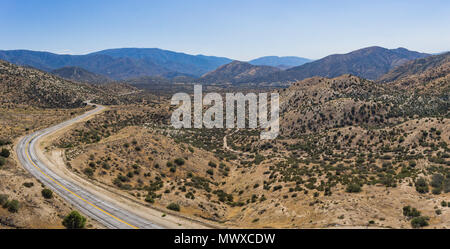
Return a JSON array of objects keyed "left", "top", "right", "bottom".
[{"left": 1, "top": 0, "right": 449, "bottom": 60}]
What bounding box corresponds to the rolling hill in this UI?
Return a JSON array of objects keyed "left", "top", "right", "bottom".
[
  {"left": 200, "top": 61, "right": 281, "bottom": 84},
  {"left": 379, "top": 52, "right": 450, "bottom": 82},
  {"left": 380, "top": 52, "right": 450, "bottom": 95},
  {"left": 0, "top": 60, "right": 133, "bottom": 108},
  {"left": 51, "top": 66, "right": 112, "bottom": 84}
]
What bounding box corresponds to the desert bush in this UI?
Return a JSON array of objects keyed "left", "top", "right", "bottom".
[
  {"left": 174, "top": 158, "right": 185, "bottom": 166},
  {"left": 6, "top": 200, "right": 20, "bottom": 213},
  {"left": 41, "top": 188, "right": 53, "bottom": 199},
  {"left": 62, "top": 211, "right": 86, "bottom": 229},
  {"left": 0, "top": 194, "right": 8, "bottom": 206},
  {"left": 185, "top": 192, "right": 195, "bottom": 200},
  {"left": 0, "top": 157, "right": 5, "bottom": 167},
  {"left": 408, "top": 160, "right": 417, "bottom": 167},
  {"left": 83, "top": 168, "right": 94, "bottom": 177},
  {"left": 0, "top": 148, "right": 10, "bottom": 158},
  {"left": 166, "top": 203, "right": 180, "bottom": 212},
  {"left": 403, "top": 206, "right": 421, "bottom": 218},
  {"left": 346, "top": 183, "right": 362, "bottom": 193},
  {"left": 23, "top": 182, "right": 34, "bottom": 188},
  {"left": 0, "top": 139, "right": 12, "bottom": 146},
  {"left": 415, "top": 177, "right": 429, "bottom": 193},
  {"left": 411, "top": 216, "right": 429, "bottom": 228},
  {"left": 431, "top": 174, "right": 444, "bottom": 188}
]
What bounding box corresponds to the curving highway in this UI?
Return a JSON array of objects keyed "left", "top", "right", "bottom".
[{"left": 16, "top": 104, "right": 165, "bottom": 229}]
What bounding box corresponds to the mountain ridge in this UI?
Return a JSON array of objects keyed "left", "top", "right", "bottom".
[
  {"left": 252, "top": 46, "right": 430, "bottom": 83},
  {"left": 0, "top": 48, "right": 233, "bottom": 80},
  {"left": 249, "top": 56, "right": 311, "bottom": 69}
]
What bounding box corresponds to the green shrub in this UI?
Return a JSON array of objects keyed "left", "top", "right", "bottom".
[
  {"left": 432, "top": 188, "right": 441, "bottom": 195},
  {"left": 411, "top": 216, "right": 429, "bottom": 228},
  {"left": 346, "top": 183, "right": 362, "bottom": 193},
  {"left": 23, "top": 182, "right": 34, "bottom": 188},
  {"left": 0, "top": 157, "right": 5, "bottom": 167},
  {"left": 174, "top": 158, "right": 185, "bottom": 166},
  {"left": 208, "top": 161, "right": 217, "bottom": 168},
  {"left": 62, "top": 211, "right": 87, "bottom": 229},
  {"left": 431, "top": 174, "right": 444, "bottom": 188},
  {"left": 41, "top": 188, "right": 53, "bottom": 199},
  {"left": 0, "top": 139, "right": 12, "bottom": 146},
  {"left": 6, "top": 200, "right": 20, "bottom": 213},
  {"left": 145, "top": 195, "right": 155, "bottom": 204},
  {"left": 0, "top": 194, "right": 8, "bottom": 206},
  {"left": 0, "top": 148, "right": 10, "bottom": 158},
  {"left": 415, "top": 177, "right": 429, "bottom": 193},
  {"left": 83, "top": 168, "right": 94, "bottom": 177},
  {"left": 166, "top": 203, "right": 180, "bottom": 212},
  {"left": 403, "top": 206, "right": 421, "bottom": 218}
]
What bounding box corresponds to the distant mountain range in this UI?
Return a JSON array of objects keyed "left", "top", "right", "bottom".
[
  {"left": 0, "top": 46, "right": 433, "bottom": 86},
  {"left": 249, "top": 56, "right": 311, "bottom": 69},
  {"left": 251, "top": 47, "right": 430, "bottom": 83},
  {"left": 0, "top": 48, "right": 232, "bottom": 80}
]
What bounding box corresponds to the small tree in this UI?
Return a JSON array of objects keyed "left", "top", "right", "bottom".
[
  {"left": 41, "top": 188, "right": 53, "bottom": 199},
  {"left": 62, "top": 211, "right": 87, "bottom": 229}
]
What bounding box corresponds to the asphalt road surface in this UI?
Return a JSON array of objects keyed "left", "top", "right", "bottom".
[{"left": 16, "top": 104, "right": 164, "bottom": 229}]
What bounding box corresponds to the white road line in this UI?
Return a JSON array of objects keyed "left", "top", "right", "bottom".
[{"left": 16, "top": 104, "right": 164, "bottom": 229}]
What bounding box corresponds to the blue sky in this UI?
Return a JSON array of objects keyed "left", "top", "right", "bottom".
[{"left": 1, "top": 0, "right": 449, "bottom": 60}]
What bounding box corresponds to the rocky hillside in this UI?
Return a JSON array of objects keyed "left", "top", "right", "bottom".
[
  {"left": 200, "top": 61, "right": 280, "bottom": 84},
  {"left": 0, "top": 60, "right": 133, "bottom": 108},
  {"left": 379, "top": 52, "right": 450, "bottom": 83},
  {"left": 278, "top": 74, "right": 448, "bottom": 135},
  {"left": 380, "top": 52, "right": 450, "bottom": 95},
  {"left": 51, "top": 66, "right": 112, "bottom": 84}
]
